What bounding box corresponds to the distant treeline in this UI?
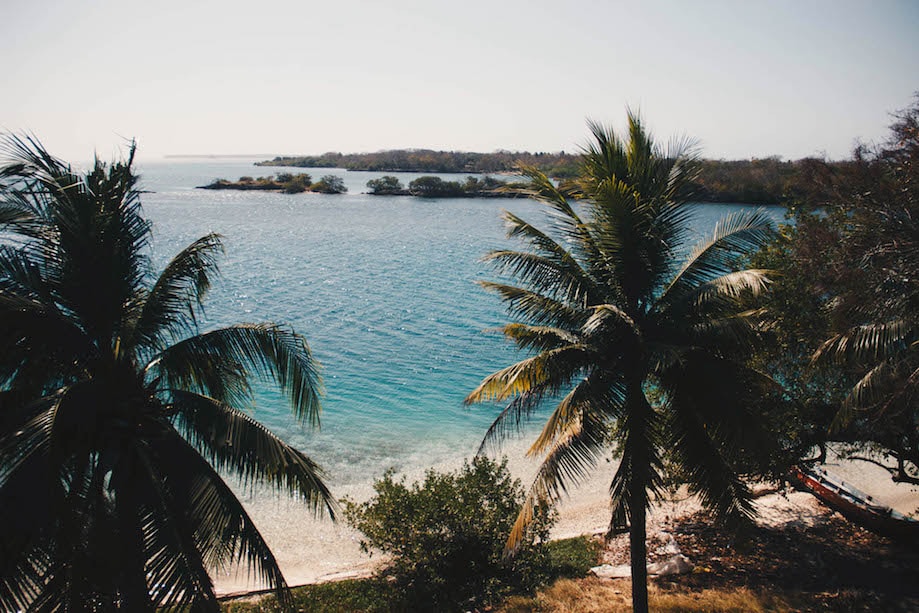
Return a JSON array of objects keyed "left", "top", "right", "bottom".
[
  {"left": 258, "top": 150, "right": 849, "bottom": 205},
  {"left": 257, "top": 150, "right": 579, "bottom": 178}
]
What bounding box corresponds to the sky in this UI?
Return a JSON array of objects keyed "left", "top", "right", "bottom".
[{"left": 2, "top": 0, "right": 917, "bottom": 162}]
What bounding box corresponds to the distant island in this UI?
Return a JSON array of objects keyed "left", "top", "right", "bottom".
[
  {"left": 257, "top": 149, "right": 841, "bottom": 205},
  {"left": 197, "top": 173, "right": 346, "bottom": 194},
  {"left": 367, "top": 175, "right": 522, "bottom": 198}
]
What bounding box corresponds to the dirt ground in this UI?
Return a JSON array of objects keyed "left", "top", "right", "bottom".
[{"left": 594, "top": 488, "right": 919, "bottom": 611}]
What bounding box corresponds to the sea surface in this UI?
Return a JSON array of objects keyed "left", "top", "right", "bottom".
[
  {"left": 140, "top": 159, "right": 785, "bottom": 487},
  {"left": 138, "top": 159, "right": 788, "bottom": 589}
]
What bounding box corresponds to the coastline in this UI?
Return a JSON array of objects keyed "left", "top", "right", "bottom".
[{"left": 213, "top": 441, "right": 919, "bottom": 596}]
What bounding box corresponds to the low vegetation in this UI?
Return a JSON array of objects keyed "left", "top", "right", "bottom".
[
  {"left": 342, "top": 457, "right": 558, "bottom": 611},
  {"left": 198, "top": 173, "right": 347, "bottom": 194},
  {"left": 221, "top": 536, "right": 599, "bottom": 612}
]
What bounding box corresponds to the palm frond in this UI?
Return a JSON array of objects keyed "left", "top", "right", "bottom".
[
  {"left": 130, "top": 233, "right": 224, "bottom": 354},
  {"left": 148, "top": 428, "right": 292, "bottom": 607},
  {"left": 151, "top": 323, "right": 322, "bottom": 425},
  {"left": 0, "top": 197, "right": 40, "bottom": 237},
  {"left": 500, "top": 323, "right": 580, "bottom": 353},
  {"left": 528, "top": 373, "right": 621, "bottom": 456},
  {"left": 464, "top": 345, "right": 589, "bottom": 404},
  {"left": 476, "top": 391, "right": 547, "bottom": 455},
  {"left": 509, "top": 164, "right": 581, "bottom": 221},
  {"left": 664, "top": 209, "right": 776, "bottom": 300},
  {"left": 171, "top": 390, "right": 335, "bottom": 516},
  {"left": 0, "top": 293, "right": 95, "bottom": 392},
  {"left": 666, "top": 401, "right": 756, "bottom": 525},
  {"left": 683, "top": 269, "right": 772, "bottom": 312},
  {"left": 582, "top": 303, "right": 639, "bottom": 338},
  {"left": 815, "top": 319, "right": 916, "bottom": 365},
  {"left": 479, "top": 281, "right": 587, "bottom": 329},
  {"left": 483, "top": 249, "right": 593, "bottom": 306},
  {"left": 505, "top": 408, "right": 610, "bottom": 554}
]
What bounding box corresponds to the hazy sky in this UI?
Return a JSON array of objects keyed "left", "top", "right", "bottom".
[{"left": 3, "top": 0, "right": 917, "bottom": 161}]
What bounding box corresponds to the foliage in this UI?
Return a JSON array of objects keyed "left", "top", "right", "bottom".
[
  {"left": 199, "top": 173, "right": 313, "bottom": 193},
  {"left": 770, "top": 95, "right": 919, "bottom": 481},
  {"left": 544, "top": 536, "right": 602, "bottom": 579},
  {"left": 466, "top": 113, "right": 777, "bottom": 613},
  {"left": 407, "top": 175, "right": 467, "bottom": 198},
  {"left": 343, "top": 456, "right": 556, "bottom": 611},
  {"left": 281, "top": 173, "right": 312, "bottom": 193},
  {"left": 742, "top": 217, "right": 859, "bottom": 471},
  {"left": 222, "top": 577, "right": 400, "bottom": 613},
  {"left": 403, "top": 174, "right": 513, "bottom": 198},
  {"left": 365, "top": 175, "right": 404, "bottom": 195},
  {"left": 693, "top": 157, "right": 808, "bottom": 205},
  {"left": 309, "top": 174, "right": 347, "bottom": 194},
  {"left": 0, "top": 136, "right": 333, "bottom": 611}
]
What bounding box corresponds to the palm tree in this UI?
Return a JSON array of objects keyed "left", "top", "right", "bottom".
[
  {"left": 0, "top": 136, "right": 334, "bottom": 611},
  {"left": 465, "top": 114, "right": 776, "bottom": 612}
]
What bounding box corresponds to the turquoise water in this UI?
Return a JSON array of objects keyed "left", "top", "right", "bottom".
[{"left": 139, "top": 159, "right": 786, "bottom": 487}]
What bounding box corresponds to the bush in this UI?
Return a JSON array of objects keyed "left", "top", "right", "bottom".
[
  {"left": 366, "top": 175, "right": 404, "bottom": 195},
  {"left": 310, "top": 174, "right": 347, "bottom": 194},
  {"left": 281, "top": 173, "right": 312, "bottom": 194},
  {"left": 344, "top": 457, "right": 556, "bottom": 611},
  {"left": 407, "top": 175, "right": 466, "bottom": 197}
]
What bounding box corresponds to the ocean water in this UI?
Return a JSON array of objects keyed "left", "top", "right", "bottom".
[
  {"left": 139, "top": 159, "right": 787, "bottom": 488},
  {"left": 136, "top": 159, "right": 790, "bottom": 589}
]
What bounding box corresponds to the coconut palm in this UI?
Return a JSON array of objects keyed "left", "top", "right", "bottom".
[
  {"left": 0, "top": 136, "right": 334, "bottom": 611},
  {"left": 465, "top": 114, "right": 776, "bottom": 612}
]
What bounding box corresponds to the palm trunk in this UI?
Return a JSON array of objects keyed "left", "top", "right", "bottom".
[
  {"left": 114, "top": 459, "right": 154, "bottom": 612},
  {"left": 629, "top": 478, "right": 649, "bottom": 612},
  {"left": 626, "top": 376, "right": 652, "bottom": 613}
]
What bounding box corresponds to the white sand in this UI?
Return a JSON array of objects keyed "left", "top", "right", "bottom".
[{"left": 213, "top": 441, "right": 919, "bottom": 596}]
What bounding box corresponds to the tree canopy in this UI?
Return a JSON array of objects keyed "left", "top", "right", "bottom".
[{"left": 754, "top": 96, "right": 919, "bottom": 481}]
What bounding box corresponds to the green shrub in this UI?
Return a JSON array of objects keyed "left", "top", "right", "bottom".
[
  {"left": 281, "top": 173, "right": 312, "bottom": 193},
  {"left": 366, "top": 175, "right": 404, "bottom": 194},
  {"left": 545, "top": 536, "right": 601, "bottom": 579},
  {"left": 310, "top": 174, "right": 347, "bottom": 194},
  {"left": 343, "top": 457, "right": 555, "bottom": 611}
]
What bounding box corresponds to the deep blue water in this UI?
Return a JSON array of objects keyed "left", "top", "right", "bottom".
[{"left": 138, "top": 159, "right": 786, "bottom": 485}]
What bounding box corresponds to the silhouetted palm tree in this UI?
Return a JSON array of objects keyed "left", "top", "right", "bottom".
[
  {"left": 0, "top": 136, "right": 334, "bottom": 611},
  {"left": 466, "top": 114, "right": 775, "bottom": 612}
]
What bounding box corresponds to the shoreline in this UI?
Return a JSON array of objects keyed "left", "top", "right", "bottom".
[{"left": 212, "top": 442, "right": 919, "bottom": 597}]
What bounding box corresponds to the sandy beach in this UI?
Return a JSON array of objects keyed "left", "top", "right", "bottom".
[{"left": 213, "top": 443, "right": 919, "bottom": 596}]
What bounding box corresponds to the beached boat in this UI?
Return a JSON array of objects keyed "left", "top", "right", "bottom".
[{"left": 790, "top": 465, "right": 919, "bottom": 543}]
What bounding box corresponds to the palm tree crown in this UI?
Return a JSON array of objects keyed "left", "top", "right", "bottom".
[
  {"left": 466, "top": 114, "right": 776, "bottom": 612},
  {"left": 0, "top": 136, "right": 333, "bottom": 611}
]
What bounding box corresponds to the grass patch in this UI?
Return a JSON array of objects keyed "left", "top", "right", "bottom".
[
  {"left": 222, "top": 536, "right": 601, "bottom": 612},
  {"left": 544, "top": 536, "right": 602, "bottom": 579},
  {"left": 221, "top": 578, "right": 399, "bottom": 613},
  {"left": 500, "top": 578, "right": 796, "bottom": 612}
]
